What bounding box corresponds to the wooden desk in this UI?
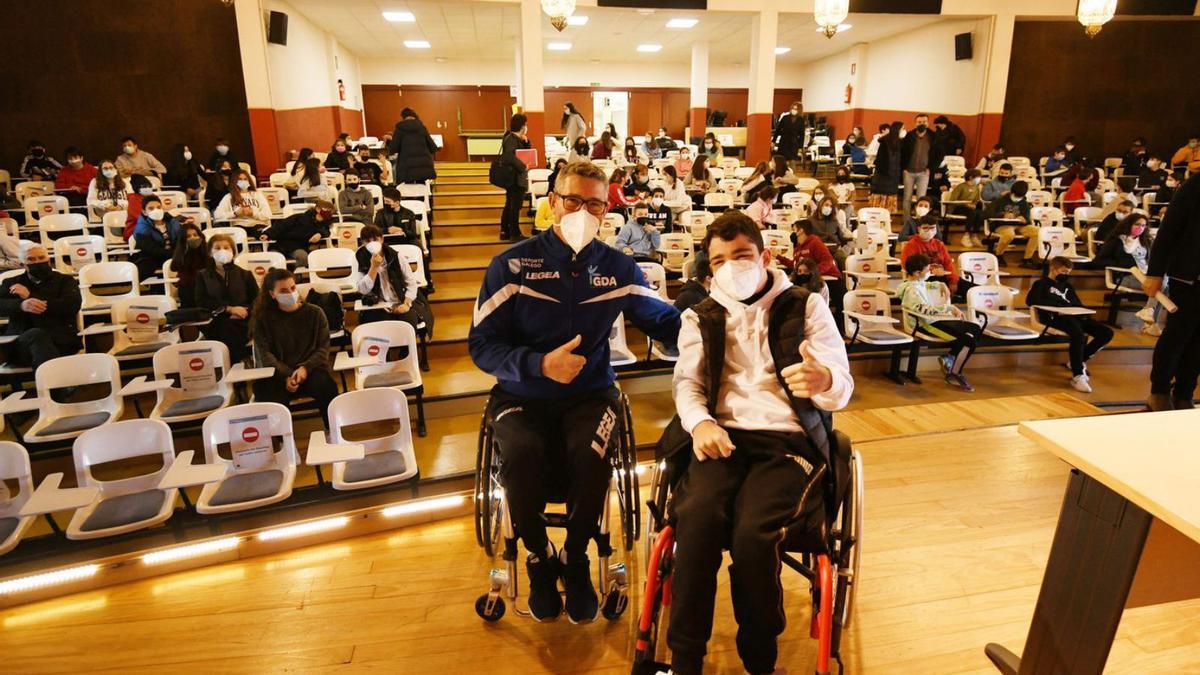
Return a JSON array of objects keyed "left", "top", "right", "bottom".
[{"left": 985, "top": 409, "right": 1200, "bottom": 674}]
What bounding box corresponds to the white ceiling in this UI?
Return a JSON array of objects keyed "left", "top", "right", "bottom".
[{"left": 283, "top": 0, "right": 945, "bottom": 64}]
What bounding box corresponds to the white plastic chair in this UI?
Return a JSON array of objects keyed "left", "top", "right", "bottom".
[
  {"left": 126, "top": 341, "right": 272, "bottom": 424},
  {"left": 89, "top": 295, "right": 179, "bottom": 362},
  {"left": 15, "top": 181, "right": 55, "bottom": 204},
  {"left": 38, "top": 213, "right": 88, "bottom": 248},
  {"left": 957, "top": 252, "right": 1008, "bottom": 287},
  {"left": 53, "top": 234, "right": 107, "bottom": 274},
  {"left": 78, "top": 261, "right": 140, "bottom": 315},
  {"left": 703, "top": 192, "right": 733, "bottom": 210},
  {"left": 399, "top": 200, "right": 429, "bottom": 252},
  {"left": 172, "top": 206, "right": 213, "bottom": 230},
  {"left": 258, "top": 187, "right": 289, "bottom": 216},
  {"left": 3, "top": 353, "right": 125, "bottom": 444},
  {"left": 156, "top": 190, "right": 187, "bottom": 213},
  {"left": 1031, "top": 206, "right": 1066, "bottom": 229},
  {"left": 64, "top": 419, "right": 178, "bottom": 540},
  {"left": 23, "top": 195, "right": 68, "bottom": 229},
  {"left": 683, "top": 210, "right": 713, "bottom": 242},
  {"left": 761, "top": 229, "right": 793, "bottom": 259},
  {"left": 733, "top": 167, "right": 756, "bottom": 180},
  {"left": 306, "top": 247, "right": 360, "bottom": 292},
  {"left": 844, "top": 253, "right": 893, "bottom": 294},
  {"left": 658, "top": 233, "right": 695, "bottom": 274},
  {"left": 782, "top": 191, "right": 812, "bottom": 211},
  {"left": 609, "top": 315, "right": 637, "bottom": 367},
  {"left": 341, "top": 321, "right": 426, "bottom": 436},
  {"left": 204, "top": 226, "right": 252, "bottom": 254},
  {"left": 315, "top": 388, "right": 420, "bottom": 490},
  {"left": 269, "top": 172, "right": 291, "bottom": 188},
  {"left": 843, "top": 289, "right": 911, "bottom": 346},
  {"left": 101, "top": 210, "right": 130, "bottom": 251},
  {"left": 718, "top": 178, "right": 744, "bottom": 196},
  {"left": 0, "top": 442, "right": 35, "bottom": 555},
  {"left": 392, "top": 244, "right": 428, "bottom": 289},
  {"left": 1026, "top": 190, "right": 1053, "bottom": 208},
  {"left": 195, "top": 402, "right": 298, "bottom": 515},
  {"left": 529, "top": 169, "right": 552, "bottom": 200},
  {"left": 856, "top": 207, "right": 892, "bottom": 230},
  {"left": 235, "top": 251, "right": 288, "bottom": 287},
  {"left": 1073, "top": 206, "right": 1103, "bottom": 235},
  {"left": 967, "top": 285, "right": 1039, "bottom": 340},
  {"left": 332, "top": 220, "right": 363, "bottom": 249},
  {"left": 1037, "top": 226, "right": 1089, "bottom": 262}
]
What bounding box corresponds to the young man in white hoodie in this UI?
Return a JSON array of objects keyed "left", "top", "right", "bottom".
[{"left": 665, "top": 211, "right": 854, "bottom": 675}]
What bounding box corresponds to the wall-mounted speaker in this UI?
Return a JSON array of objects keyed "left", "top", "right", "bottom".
[
  {"left": 955, "top": 32, "right": 973, "bottom": 61},
  {"left": 267, "top": 11, "right": 288, "bottom": 46}
]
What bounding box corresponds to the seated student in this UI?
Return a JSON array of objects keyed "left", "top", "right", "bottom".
[
  {"left": 374, "top": 187, "right": 420, "bottom": 246},
  {"left": 114, "top": 136, "right": 166, "bottom": 177},
  {"left": 355, "top": 224, "right": 422, "bottom": 326},
  {"left": 700, "top": 132, "right": 723, "bottom": 163},
  {"left": 829, "top": 167, "right": 857, "bottom": 220},
  {"left": 769, "top": 154, "right": 800, "bottom": 195},
  {"left": 897, "top": 253, "right": 981, "bottom": 391},
  {"left": 1044, "top": 146, "right": 1071, "bottom": 183},
  {"left": 841, "top": 136, "right": 868, "bottom": 174},
  {"left": 1061, "top": 170, "right": 1091, "bottom": 216},
  {"left": 287, "top": 157, "right": 330, "bottom": 201},
  {"left": 674, "top": 146, "right": 695, "bottom": 178},
  {"left": 622, "top": 138, "right": 640, "bottom": 166},
  {"left": 684, "top": 156, "right": 716, "bottom": 207},
  {"left": 194, "top": 233, "right": 258, "bottom": 362},
  {"left": 207, "top": 138, "right": 238, "bottom": 175},
  {"left": 660, "top": 165, "right": 689, "bottom": 213},
  {"left": 123, "top": 174, "right": 155, "bottom": 241},
  {"left": 738, "top": 161, "right": 772, "bottom": 203},
  {"left": 132, "top": 195, "right": 188, "bottom": 280},
  {"left": 983, "top": 180, "right": 1038, "bottom": 268},
  {"left": 324, "top": 138, "right": 355, "bottom": 172},
  {"left": 644, "top": 187, "right": 673, "bottom": 231},
  {"left": 353, "top": 146, "right": 383, "bottom": 184},
  {"left": 171, "top": 223, "right": 209, "bottom": 307},
  {"left": 642, "top": 130, "right": 663, "bottom": 161},
  {"left": 214, "top": 170, "right": 272, "bottom": 223},
  {"left": 203, "top": 159, "right": 234, "bottom": 213},
  {"left": 783, "top": 219, "right": 845, "bottom": 316},
  {"left": 625, "top": 163, "right": 652, "bottom": 197},
  {"left": 1138, "top": 155, "right": 1168, "bottom": 191},
  {"left": 534, "top": 195, "right": 556, "bottom": 232},
  {"left": 901, "top": 215, "right": 961, "bottom": 296},
  {"left": 744, "top": 185, "right": 778, "bottom": 229},
  {"left": 337, "top": 173, "right": 375, "bottom": 223},
  {"left": 1122, "top": 138, "right": 1148, "bottom": 173},
  {"left": 1171, "top": 135, "right": 1200, "bottom": 174},
  {"left": 607, "top": 168, "right": 638, "bottom": 216},
  {"left": 898, "top": 195, "right": 936, "bottom": 242},
  {"left": 0, "top": 225, "right": 23, "bottom": 271},
  {"left": 55, "top": 147, "right": 96, "bottom": 208},
  {"left": 19, "top": 140, "right": 62, "bottom": 180},
  {"left": 1027, "top": 256, "right": 1114, "bottom": 393},
  {"left": 793, "top": 256, "right": 831, "bottom": 304},
  {"left": 251, "top": 268, "right": 336, "bottom": 425},
  {"left": 546, "top": 158, "right": 568, "bottom": 193},
  {"left": 1092, "top": 213, "right": 1162, "bottom": 335},
  {"left": 668, "top": 211, "right": 852, "bottom": 675},
  {"left": 591, "top": 131, "right": 615, "bottom": 160},
  {"left": 673, "top": 252, "right": 710, "bottom": 313},
  {"left": 808, "top": 197, "right": 853, "bottom": 267},
  {"left": 975, "top": 143, "right": 1007, "bottom": 172},
  {"left": 567, "top": 136, "right": 591, "bottom": 163},
  {"left": 0, "top": 246, "right": 82, "bottom": 370},
  {"left": 86, "top": 159, "right": 127, "bottom": 222},
  {"left": 1095, "top": 199, "right": 1135, "bottom": 242},
  {"left": 947, "top": 169, "right": 985, "bottom": 247},
  {"left": 262, "top": 200, "right": 335, "bottom": 266},
  {"left": 981, "top": 162, "right": 1016, "bottom": 202},
  {"left": 1153, "top": 174, "right": 1180, "bottom": 219},
  {"left": 164, "top": 144, "right": 204, "bottom": 198},
  {"left": 615, "top": 203, "right": 661, "bottom": 262}
]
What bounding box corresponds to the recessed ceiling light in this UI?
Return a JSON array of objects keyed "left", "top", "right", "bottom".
[
  {"left": 547, "top": 42, "right": 572, "bottom": 50},
  {"left": 404, "top": 40, "right": 431, "bottom": 49},
  {"left": 636, "top": 43, "right": 663, "bottom": 53},
  {"left": 382, "top": 11, "right": 414, "bottom": 23},
  {"left": 434, "top": 57, "right": 447, "bottom": 63},
  {"left": 814, "top": 23, "right": 852, "bottom": 34},
  {"left": 566, "top": 15, "right": 588, "bottom": 26},
  {"left": 637, "top": 8, "right": 656, "bottom": 15},
  {"left": 666, "top": 18, "right": 698, "bottom": 29},
  {"left": 775, "top": 46, "right": 791, "bottom": 55}
]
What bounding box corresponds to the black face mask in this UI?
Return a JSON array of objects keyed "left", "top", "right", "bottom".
[
  {"left": 27, "top": 262, "right": 52, "bottom": 282},
  {"left": 31, "top": 148, "right": 45, "bottom": 157},
  {"left": 220, "top": 168, "right": 232, "bottom": 175},
  {"left": 916, "top": 124, "right": 928, "bottom": 133},
  {"left": 1054, "top": 273, "right": 1070, "bottom": 284},
  {"left": 794, "top": 272, "right": 813, "bottom": 284}
]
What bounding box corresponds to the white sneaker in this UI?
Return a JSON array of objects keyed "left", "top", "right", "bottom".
[
  {"left": 1071, "top": 374, "right": 1093, "bottom": 393},
  {"left": 1143, "top": 323, "right": 1163, "bottom": 337},
  {"left": 1135, "top": 307, "right": 1156, "bottom": 324},
  {"left": 960, "top": 234, "right": 973, "bottom": 248}
]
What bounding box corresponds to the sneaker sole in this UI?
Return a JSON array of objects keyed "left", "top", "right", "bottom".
[{"left": 566, "top": 605, "right": 601, "bottom": 625}]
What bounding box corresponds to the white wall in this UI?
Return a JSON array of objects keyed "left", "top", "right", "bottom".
[
  {"left": 360, "top": 57, "right": 806, "bottom": 90},
  {"left": 265, "top": 0, "right": 361, "bottom": 111},
  {"left": 795, "top": 50, "right": 853, "bottom": 112}
]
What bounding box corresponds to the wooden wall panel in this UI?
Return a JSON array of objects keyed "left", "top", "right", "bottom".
[
  {"left": 0, "top": 0, "right": 253, "bottom": 176},
  {"left": 1001, "top": 20, "right": 1200, "bottom": 161}
]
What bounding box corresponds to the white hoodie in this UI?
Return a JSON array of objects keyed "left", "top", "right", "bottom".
[{"left": 673, "top": 267, "right": 853, "bottom": 435}]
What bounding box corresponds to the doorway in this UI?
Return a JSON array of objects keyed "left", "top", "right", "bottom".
[{"left": 592, "top": 91, "right": 629, "bottom": 140}]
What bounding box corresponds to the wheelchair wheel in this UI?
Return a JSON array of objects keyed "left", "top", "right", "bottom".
[
  {"left": 616, "top": 392, "right": 641, "bottom": 551},
  {"left": 835, "top": 448, "right": 864, "bottom": 629},
  {"left": 643, "top": 460, "right": 670, "bottom": 562},
  {"left": 473, "top": 413, "right": 489, "bottom": 549},
  {"left": 474, "top": 413, "right": 504, "bottom": 557}
]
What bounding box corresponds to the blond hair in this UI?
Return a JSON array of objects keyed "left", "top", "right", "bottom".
[{"left": 553, "top": 161, "right": 607, "bottom": 193}]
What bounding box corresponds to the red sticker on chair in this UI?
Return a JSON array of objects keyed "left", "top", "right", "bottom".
[
  {"left": 241, "top": 427, "right": 260, "bottom": 443},
  {"left": 188, "top": 357, "right": 205, "bottom": 371},
  {"left": 367, "top": 344, "right": 381, "bottom": 357},
  {"left": 42, "top": 205, "right": 53, "bottom": 213},
  {"left": 135, "top": 312, "right": 150, "bottom": 324},
  {"left": 973, "top": 263, "right": 983, "bottom": 271},
  {"left": 863, "top": 263, "right": 872, "bottom": 271},
  {"left": 985, "top": 298, "right": 995, "bottom": 308},
  {"left": 254, "top": 266, "right": 266, "bottom": 276},
  {"left": 342, "top": 230, "right": 352, "bottom": 238},
  {"left": 76, "top": 248, "right": 88, "bottom": 257},
  {"left": 860, "top": 300, "right": 871, "bottom": 311}
]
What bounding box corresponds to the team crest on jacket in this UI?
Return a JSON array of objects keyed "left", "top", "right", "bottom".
[
  {"left": 508, "top": 258, "right": 522, "bottom": 274},
  {"left": 588, "top": 265, "right": 617, "bottom": 288}
]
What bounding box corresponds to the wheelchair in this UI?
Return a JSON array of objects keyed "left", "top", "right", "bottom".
[
  {"left": 632, "top": 430, "right": 863, "bottom": 675},
  {"left": 473, "top": 388, "right": 641, "bottom": 622}
]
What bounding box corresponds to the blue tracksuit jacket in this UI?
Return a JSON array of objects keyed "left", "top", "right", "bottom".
[{"left": 469, "top": 229, "right": 681, "bottom": 399}]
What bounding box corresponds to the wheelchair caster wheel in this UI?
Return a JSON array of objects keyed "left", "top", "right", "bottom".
[
  {"left": 475, "top": 593, "right": 506, "bottom": 622},
  {"left": 601, "top": 590, "right": 627, "bottom": 620}
]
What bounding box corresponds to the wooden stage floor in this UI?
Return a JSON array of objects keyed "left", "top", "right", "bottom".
[{"left": 2, "top": 395, "right": 1198, "bottom": 674}]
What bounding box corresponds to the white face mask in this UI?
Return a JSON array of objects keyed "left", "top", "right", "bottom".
[
  {"left": 651, "top": 197, "right": 664, "bottom": 208},
  {"left": 558, "top": 209, "right": 600, "bottom": 254},
  {"left": 918, "top": 228, "right": 936, "bottom": 241},
  {"left": 365, "top": 241, "right": 382, "bottom": 255},
  {"left": 217, "top": 145, "right": 229, "bottom": 154},
  {"left": 920, "top": 271, "right": 932, "bottom": 282},
  {"left": 213, "top": 249, "right": 233, "bottom": 265},
  {"left": 123, "top": 146, "right": 136, "bottom": 155},
  {"left": 183, "top": 151, "right": 193, "bottom": 161},
  {"left": 102, "top": 168, "right": 117, "bottom": 179},
  {"left": 813, "top": 193, "right": 824, "bottom": 202},
  {"left": 915, "top": 206, "right": 930, "bottom": 217},
  {"left": 236, "top": 180, "right": 251, "bottom": 190},
  {"left": 972, "top": 177, "right": 982, "bottom": 185},
  {"left": 821, "top": 206, "right": 833, "bottom": 216},
  {"left": 139, "top": 187, "right": 154, "bottom": 196},
  {"left": 1011, "top": 196, "right": 1024, "bottom": 203},
  {"left": 146, "top": 208, "right": 164, "bottom": 221},
  {"left": 275, "top": 291, "right": 298, "bottom": 308},
  {"left": 714, "top": 259, "right": 765, "bottom": 301}
]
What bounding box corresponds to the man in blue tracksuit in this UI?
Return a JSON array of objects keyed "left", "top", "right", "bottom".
[{"left": 469, "top": 161, "right": 681, "bottom": 624}]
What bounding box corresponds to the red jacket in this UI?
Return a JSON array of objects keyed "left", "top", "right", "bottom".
[
  {"left": 55, "top": 163, "right": 98, "bottom": 195},
  {"left": 781, "top": 236, "right": 841, "bottom": 279},
  {"left": 607, "top": 183, "right": 636, "bottom": 212},
  {"left": 124, "top": 193, "right": 145, "bottom": 241},
  {"left": 900, "top": 235, "right": 958, "bottom": 290}
]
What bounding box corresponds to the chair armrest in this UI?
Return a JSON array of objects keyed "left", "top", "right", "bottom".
[
  {"left": 976, "top": 308, "right": 1028, "bottom": 320},
  {"left": 0, "top": 334, "right": 17, "bottom": 345},
  {"left": 903, "top": 307, "right": 961, "bottom": 322},
  {"left": 0, "top": 390, "right": 41, "bottom": 415},
  {"left": 353, "top": 299, "right": 390, "bottom": 313},
  {"left": 18, "top": 473, "right": 100, "bottom": 517},
  {"left": 305, "top": 431, "right": 366, "bottom": 465},
  {"left": 845, "top": 271, "right": 889, "bottom": 280},
  {"left": 845, "top": 312, "right": 899, "bottom": 324},
  {"left": 333, "top": 351, "right": 380, "bottom": 371},
  {"left": 226, "top": 363, "right": 275, "bottom": 384},
  {"left": 119, "top": 375, "right": 174, "bottom": 397},
  {"left": 141, "top": 276, "right": 170, "bottom": 286},
  {"left": 1031, "top": 304, "right": 1096, "bottom": 316},
  {"left": 78, "top": 322, "right": 125, "bottom": 337},
  {"left": 157, "top": 450, "right": 229, "bottom": 490}
]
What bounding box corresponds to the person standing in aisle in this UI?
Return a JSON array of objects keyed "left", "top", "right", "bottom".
[{"left": 497, "top": 114, "right": 531, "bottom": 242}]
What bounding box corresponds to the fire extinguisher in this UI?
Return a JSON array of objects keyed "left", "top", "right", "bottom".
[{"left": 844, "top": 83, "right": 853, "bottom": 105}]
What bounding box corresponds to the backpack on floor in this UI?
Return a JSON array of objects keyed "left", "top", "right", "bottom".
[{"left": 304, "top": 288, "right": 345, "bottom": 333}]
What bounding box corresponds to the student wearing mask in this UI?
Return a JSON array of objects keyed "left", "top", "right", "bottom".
[
  {"left": 932, "top": 115, "right": 966, "bottom": 158},
  {"left": 615, "top": 204, "right": 662, "bottom": 262},
  {"left": 1122, "top": 138, "right": 1149, "bottom": 173},
  {"left": 898, "top": 196, "right": 937, "bottom": 242},
  {"left": 1138, "top": 156, "right": 1168, "bottom": 191},
  {"left": 644, "top": 187, "right": 674, "bottom": 232},
  {"left": 684, "top": 156, "right": 714, "bottom": 206},
  {"left": 1171, "top": 135, "right": 1200, "bottom": 174},
  {"left": 170, "top": 223, "right": 209, "bottom": 307},
  {"left": 947, "top": 169, "right": 985, "bottom": 247},
  {"left": 622, "top": 137, "right": 640, "bottom": 166},
  {"left": 1044, "top": 147, "right": 1071, "bottom": 182},
  {"left": 132, "top": 195, "right": 186, "bottom": 280},
  {"left": 55, "top": 147, "right": 97, "bottom": 208},
  {"left": 869, "top": 121, "right": 903, "bottom": 211},
  {"left": 743, "top": 185, "right": 778, "bottom": 228},
  {"left": 675, "top": 147, "right": 695, "bottom": 179},
  {"left": 214, "top": 170, "right": 271, "bottom": 223},
  {"left": 660, "top": 165, "right": 689, "bottom": 214},
  {"left": 0, "top": 225, "right": 24, "bottom": 271},
  {"left": 772, "top": 102, "right": 806, "bottom": 162},
  {"left": 975, "top": 143, "right": 1007, "bottom": 172},
  {"left": 499, "top": 113, "right": 532, "bottom": 242},
  {"left": 1092, "top": 213, "right": 1162, "bottom": 336},
  {"left": 625, "top": 163, "right": 652, "bottom": 197},
  {"left": 981, "top": 162, "right": 1017, "bottom": 202},
  {"left": 1153, "top": 174, "right": 1180, "bottom": 218},
  {"left": 19, "top": 140, "right": 61, "bottom": 180},
  {"left": 262, "top": 200, "right": 335, "bottom": 266},
  {"left": 123, "top": 174, "right": 156, "bottom": 241},
  {"left": 288, "top": 157, "right": 330, "bottom": 201},
  {"left": 666, "top": 211, "right": 851, "bottom": 675},
  {"left": 900, "top": 113, "right": 936, "bottom": 213},
  {"left": 389, "top": 108, "right": 440, "bottom": 184},
  {"left": 546, "top": 158, "right": 568, "bottom": 194},
  {"left": 841, "top": 135, "right": 868, "bottom": 174},
  {"left": 1062, "top": 137, "right": 1081, "bottom": 164},
  {"left": 251, "top": 268, "right": 336, "bottom": 425},
  {"left": 204, "top": 159, "right": 235, "bottom": 213},
  {"left": 374, "top": 187, "right": 420, "bottom": 246},
  {"left": 739, "top": 161, "right": 772, "bottom": 203},
  {"left": 164, "top": 144, "right": 204, "bottom": 197},
  {"left": 1095, "top": 199, "right": 1135, "bottom": 242},
  {"left": 983, "top": 180, "right": 1038, "bottom": 267},
  {"left": 901, "top": 216, "right": 960, "bottom": 296},
  {"left": 86, "top": 160, "right": 128, "bottom": 222},
  {"left": 337, "top": 173, "right": 375, "bottom": 224},
  {"left": 354, "top": 147, "right": 384, "bottom": 184},
  {"left": 769, "top": 154, "right": 800, "bottom": 193},
  {"left": 195, "top": 233, "right": 258, "bottom": 362},
  {"left": 355, "top": 224, "right": 422, "bottom": 326},
  {"left": 607, "top": 168, "right": 639, "bottom": 216},
  {"left": 324, "top": 138, "right": 355, "bottom": 172},
  {"left": 207, "top": 138, "right": 238, "bottom": 174},
  {"left": 701, "top": 133, "right": 723, "bottom": 163},
  {"left": 561, "top": 102, "right": 588, "bottom": 150},
  {"left": 114, "top": 136, "right": 166, "bottom": 177},
  {"left": 642, "top": 130, "right": 663, "bottom": 161},
  {"left": 673, "top": 252, "right": 711, "bottom": 313},
  {"left": 568, "top": 136, "right": 592, "bottom": 163},
  {"left": 0, "top": 245, "right": 82, "bottom": 370},
  {"left": 1027, "top": 257, "right": 1113, "bottom": 393},
  {"left": 592, "top": 131, "right": 616, "bottom": 161},
  {"left": 897, "top": 253, "right": 980, "bottom": 391},
  {"left": 809, "top": 196, "right": 853, "bottom": 267},
  {"left": 780, "top": 220, "right": 844, "bottom": 316},
  {"left": 807, "top": 185, "right": 829, "bottom": 218}
]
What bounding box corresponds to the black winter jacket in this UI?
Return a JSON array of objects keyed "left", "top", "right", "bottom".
[{"left": 389, "top": 118, "right": 438, "bottom": 183}]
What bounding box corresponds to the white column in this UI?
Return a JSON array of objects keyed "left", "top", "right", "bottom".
[
  {"left": 517, "top": 0, "right": 544, "bottom": 114},
  {"left": 980, "top": 14, "right": 1015, "bottom": 116},
  {"left": 690, "top": 42, "right": 709, "bottom": 111},
  {"left": 513, "top": 42, "right": 525, "bottom": 107},
  {"left": 747, "top": 7, "right": 778, "bottom": 116},
  {"left": 233, "top": 0, "right": 273, "bottom": 110}
]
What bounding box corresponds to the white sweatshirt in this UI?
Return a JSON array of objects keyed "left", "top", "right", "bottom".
[
  {"left": 673, "top": 267, "right": 853, "bottom": 435},
  {"left": 214, "top": 192, "right": 272, "bottom": 223}
]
